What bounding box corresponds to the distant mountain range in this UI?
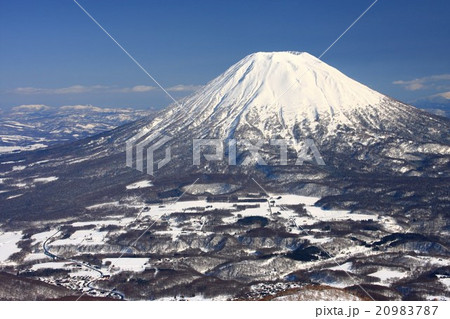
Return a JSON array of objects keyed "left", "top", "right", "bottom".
[
  {"left": 1, "top": 51, "right": 449, "bottom": 222},
  {"left": 411, "top": 92, "right": 450, "bottom": 118},
  {"left": 0, "top": 105, "right": 153, "bottom": 154}
]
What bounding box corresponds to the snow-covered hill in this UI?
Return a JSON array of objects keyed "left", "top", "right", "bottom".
[
  {"left": 1, "top": 52, "right": 449, "bottom": 301},
  {"left": 175, "top": 51, "right": 384, "bottom": 137},
  {"left": 1, "top": 51, "right": 449, "bottom": 222},
  {"left": 131, "top": 51, "right": 449, "bottom": 176},
  {"left": 0, "top": 105, "right": 153, "bottom": 154}
]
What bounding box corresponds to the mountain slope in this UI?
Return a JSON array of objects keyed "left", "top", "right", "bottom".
[
  {"left": 0, "top": 51, "right": 449, "bottom": 223},
  {"left": 0, "top": 105, "right": 153, "bottom": 155},
  {"left": 133, "top": 51, "right": 450, "bottom": 175},
  {"left": 174, "top": 51, "right": 384, "bottom": 138},
  {"left": 1, "top": 52, "right": 449, "bottom": 302}
]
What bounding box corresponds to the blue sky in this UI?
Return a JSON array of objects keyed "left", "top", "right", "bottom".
[{"left": 1, "top": 0, "right": 449, "bottom": 111}]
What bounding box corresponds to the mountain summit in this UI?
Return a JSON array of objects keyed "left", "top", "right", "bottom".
[
  {"left": 138, "top": 51, "right": 449, "bottom": 172},
  {"left": 1, "top": 51, "right": 449, "bottom": 222},
  {"left": 186, "top": 51, "right": 382, "bottom": 130},
  {"left": 158, "top": 51, "right": 387, "bottom": 139}
]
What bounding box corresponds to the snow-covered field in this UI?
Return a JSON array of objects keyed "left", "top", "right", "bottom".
[
  {"left": 104, "top": 258, "right": 149, "bottom": 273},
  {"left": 11, "top": 165, "right": 26, "bottom": 171},
  {"left": 271, "top": 287, "right": 362, "bottom": 301},
  {"left": 6, "top": 194, "right": 23, "bottom": 200},
  {"left": 126, "top": 180, "right": 153, "bottom": 190},
  {"left": 31, "top": 261, "right": 73, "bottom": 271},
  {"left": 31, "top": 230, "right": 57, "bottom": 243},
  {"left": 182, "top": 183, "right": 240, "bottom": 195},
  {"left": 269, "top": 194, "right": 381, "bottom": 231},
  {"left": 0, "top": 105, "right": 153, "bottom": 155},
  {"left": 329, "top": 261, "right": 353, "bottom": 272},
  {"left": 0, "top": 231, "right": 22, "bottom": 263},
  {"left": 33, "top": 176, "right": 58, "bottom": 183},
  {"left": 369, "top": 268, "right": 408, "bottom": 286},
  {"left": 81, "top": 193, "right": 391, "bottom": 247},
  {"left": 71, "top": 217, "right": 135, "bottom": 228},
  {"left": 3, "top": 190, "right": 445, "bottom": 301},
  {"left": 51, "top": 230, "right": 107, "bottom": 246},
  {"left": 0, "top": 143, "right": 48, "bottom": 155},
  {"left": 24, "top": 252, "right": 48, "bottom": 262},
  {"left": 156, "top": 294, "right": 230, "bottom": 301}
]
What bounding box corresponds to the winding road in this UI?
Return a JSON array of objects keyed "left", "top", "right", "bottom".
[{"left": 42, "top": 229, "right": 125, "bottom": 300}]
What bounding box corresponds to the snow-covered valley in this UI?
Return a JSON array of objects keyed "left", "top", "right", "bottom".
[{"left": 1, "top": 190, "right": 448, "bottom": 301}]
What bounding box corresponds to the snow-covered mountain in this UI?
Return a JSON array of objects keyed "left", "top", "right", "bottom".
[
  {"left": 2, "top": 53, "right": 449, "bottom": 302},
  {"left": 0, "top": 105, "right": 153, "bottom": 154},
  {"left": 1, "top": 51, "right": 449, "bottom": 222},
  {"left": 168, "top": 51, "right": 385, "bottom": 137},
  {"left": 412, "top": 92, "right": 450, "bottom": 118},
  {"left": 132, "top": 51, "right": 450, "bottom": 176}
]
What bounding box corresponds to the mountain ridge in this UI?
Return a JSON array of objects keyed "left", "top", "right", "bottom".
[
  {"left": 125, "top": 51, "right": 449, "bottom": 177},
  {"left": 0, "top": 51, "right": 449, "bottom": 223}
]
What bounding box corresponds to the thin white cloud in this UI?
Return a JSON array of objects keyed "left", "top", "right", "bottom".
[
  {"left": 428, "top": 91, "right": 450, "bottom": 100},
  {"left": 12, "top": 104, "right": 53, "bottom": 111},
  {"left": 129, "top": 85, "right": 156, "bottom": 92},
  {"left": 393, "top": 74, "right": 450, "bottom": 91},
  {"left": 59, "top": 104, "right": 106, "bottom": 112},
  {"left": 59, "top": 104, "right": 130, "bottom": 112},
  {"left": 113, "top": 85, "right": 156, "bottom": 93},
  {"left": 167, "top": 84, "right": 203, "bottom": 92},
  {"left": 10, "top": 84, "right": 200, "bottom": 95},
  {"left": 411, "top": 91, "right": 450, "bottom": 107},
  {"left": 11, "top": 85, "right": 113, "bottom": 95},
  {"left": 13, "top": 85, "right": 95, "bottom": 94},
  {"left": 9, "top": 104, "right": 136, "bottom": 113},
  {"left": 9, "top": 104, "right": 112, "bottom": 113}
]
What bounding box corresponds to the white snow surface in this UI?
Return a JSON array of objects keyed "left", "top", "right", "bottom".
[
  {"left": 369, "top": 268, "right": 407, "bottom": 286},
  {"left": 0, "top": 231, "right": 22, "bottom": 263},
  {"left": 51, "top": 230, "right": 107, "bottom": 246},
  {"left": 31, "top": 261, "right": 73, "bottom": 270},
  {"left": 329, "top": 262, "right": 353, "bottom": 272},
  {"left": 204, "top": 51, "right": 383, "bottom": 120},
  {"left": 11, "top": 165, "right": 26, "bottom": 171},
  {"left": 182, "top": 183, "right": 239, "bottom": 195},
  {"left": 6, "top": 194, "right": 23, "bottom": 200},
  {"left": 24, "top": 252, "right": 48, "bottom": 262},
  {"left": 144, "top": 51, "right": 386, "bottom": 140},
  {"left": 33, "top": 176, "right": 58, "bottom": 183},
  {"left": 104, "top": 258, "right": 149, "bottom": 273},
  {"left": 126, "top": 180, "right": 153, "bottom": 190},
  {"left": 270, "top": 194, "right": 377, "bottom": 228},
  {"left": 31, "top": 230, "right": 57, "bottom": 244},
  {"left": 0, "top": 144, "right": 47, "bottom": 155}
]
